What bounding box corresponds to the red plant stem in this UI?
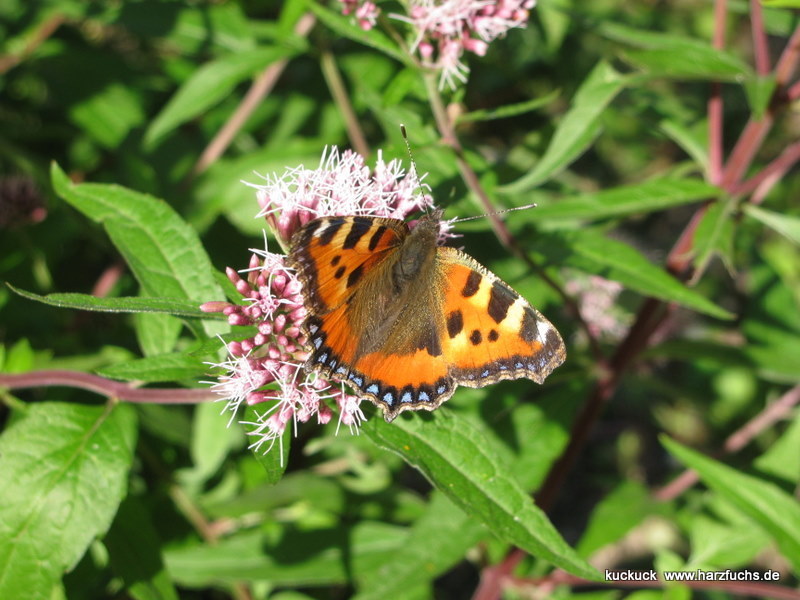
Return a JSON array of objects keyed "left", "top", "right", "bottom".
[
  {"left": 654, "top": 384, "right": 800, "bottom": 501},
  {"left": 721, "top": 24, "right": 800, "bottom": 190},
  {"left": 0, "top": 370, "right": 216, "bottom": 404},
  {"left": 320, "top": 50, "right": 370, "bottom": 158},
  {"left": 708, "top": 0, "right": 727, "bottom": 184},
  {"left": 191, "top": 13, "right": 316, "bottom": 176},
  {"left": 731, "top": 141, "right": 800, "bottom": 199},
  {"left": 750, "top": 0, "right": 771, "bottom": 76},
  {"left": 514, "top": 572, "right": 800, "bottom": 600}
]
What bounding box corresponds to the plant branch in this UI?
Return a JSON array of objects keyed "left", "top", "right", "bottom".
[
  {"left": 320, "top": 49, "right": 370, "bottom": 158},
  {"left": 750, "top": 0, "right": 771, "bottom": 76},
  {"left": 708, "top": 0, "right": 727, "bottom": 184},
  {"left": 731, "top": 141, "right": 800, "bottom": 200},
  {"left": 190, "top": 13, "right": 316, "bottom": 177},
  {"left": 0, "top": 14, "right": 65, "bottom": 74},
  {"left": 0, "top": 370, "right": 217, "bottom": 404},
  {"left": 654, "top": 383, "right": 800, "bottom": 501}
]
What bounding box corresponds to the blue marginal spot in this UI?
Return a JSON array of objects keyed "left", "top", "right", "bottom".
[
  {"left": 308, "top": 323, "right": 319, "bottom": 334},
  {"left": 400, "top": 390, "right": 413, "bottom": 403},
  {"left": 418, "top": 390, "right": 430, "bottom": 403},
  {"left": 318, "top": 352, "right": 328, "bottom": 364},
  {"left": 437, "top": 384, "right": 447, "bottom": 394},
  {"left": 481, "top": 369, "right": 490, "bottom": 377},
  {"left": 382, "top": 391, "right": 395, "bottom": 406},
  {"left": 349, "top": 374, "right": 364, "bottom": 386},
  {"left": 313, "top": 336, "right": 323, "bottom": 349},
  {"left": 366, "top": 383, "right": 379, "bottom": 395},
  {"left": 515, "top": 361, "right": 524, "bottom": 369},
  {"left": 336, "top": 365, "right": 347, "bottom": 375}
]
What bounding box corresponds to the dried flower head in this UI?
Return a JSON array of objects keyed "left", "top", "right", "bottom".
[{"left": 203, "top": 147, "right": 443, "bottom": 456}]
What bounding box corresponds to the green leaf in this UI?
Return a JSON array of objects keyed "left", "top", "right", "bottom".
[
  {"left": 577, "top": 482, "right": 656, "bottom": 558},
  {"left": 307, "top": 2, "right": 410, "bottom": 67},
  {"left": 662, "top": 436, "right": 800, "bottom": 574},
  {"left": 500, "top": 61, "right": 626, "bottom": 193},
  {"left": 686, "top": 514, "right": 769, "bottom": 570},
  {"left": 744, "top": 204, "right": 800, "bottom": 245},
  {"left": 363, "top": 412, "right": 600, "bottom": 580},
  {"left": 601, "top": 23, "right": 753, "bottom": 81},
  {"left": 353, "top": 493, "right": 485, "bottom": 600},
  {"left": 96, "top": 352, "right": 209, "bottom": 382},
  {"left": 165, "top": 524, "right": 404, "bottom": 586},
  {"left": 692, "top": 200, "right": 736, "bottom": 276},
  {"left": 7, "top": 285, "right": 222, "bottom": 319},
  {"left": 105, "top": 495, "right": 179, "bottom": 600},
  {"left": 242, "top": 404, "right": 290, "bottom": 484},
  {"left": 744, "top": 75, "right": 777, "bottom": 119},
  {"left": 531, "top": 178, "right": 717, "bottom": 221},
  {"left": 51, "top": 163, "right": 226, "bottom": 338},
  {"left": 68, "top": 83, "right": 145, "bottom": 148},
  {"left": 762, "top": 0, "right": 800, "bottom": 7},
  {"left": 188, "top": 402, "right": 243, "bottom": 484},
  {"left": 532, "top": 230, "right": 733, "bottom": 319},
  {"left": 659, "top": 119, "right": 709, "bottom": 173},
  {"left": 754, "top": 412, "right": 800, "bottom": 483},
  {"left": 0, "top": 402, "right": 137, "bottom": 599},
  {"left": 144, "top": 46, "right": 298, "bottom": 148},
  {"left": 457, "top": 89, "right": 560, "bottom": 123}
]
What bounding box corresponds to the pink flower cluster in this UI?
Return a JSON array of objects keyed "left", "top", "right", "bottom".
[
  {"left": 203, "top": 147, "right": 440, "bottom": 456},
  {"left": 339, "top": 0, "right": 535, "bottom": 88}
]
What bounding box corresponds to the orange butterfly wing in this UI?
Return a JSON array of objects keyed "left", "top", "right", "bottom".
[{"left": 289, "top": 215, "right": 566, "bottom": 422}]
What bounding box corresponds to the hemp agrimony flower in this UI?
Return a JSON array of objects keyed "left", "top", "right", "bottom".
[{"left": 203, "top": 147, "right": 444, "bottom": 455}]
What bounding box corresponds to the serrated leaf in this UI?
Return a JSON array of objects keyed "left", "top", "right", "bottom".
[
  {"left": 307, "top": 2, "right": 410, "bottom": 66},
  {"left": 532, "top": 230, "right": 733, "bottom": 319},
  {"left": 744, "top": 204, "right": 800, "bottom": 245},
  {"left": 662, "top": 436, "right": 800, "bottom": 574},
  {"left": 457, "top": 89, "right": 560, "bottom": 123},
  {"left": 500, "top": 61, "right": 625, "bottom": 193},
  {"left": 531, "top": 178, "right": 717, "bottom": 221},
  {"left": 51, "top": 164, "right": 226, "bottom": 338},
  {"left": 144, "top": 46, "right": 298, "bottom": 148},
  {"left": 0, "top": 402, "right": 137, "bottom": 599},
  {"left": 7, "top": 285, "right": 221, "bottom": 319},
  {"left": 363, "top": 412, "right": 600, "bottom": 580},
  {"left": 105, "top": 495, "right": 179, "bottom": 600}
]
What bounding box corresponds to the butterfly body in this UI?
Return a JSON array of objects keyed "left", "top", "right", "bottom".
[{"left": 288, "top": 213, "right": 566, "bottom": 421}]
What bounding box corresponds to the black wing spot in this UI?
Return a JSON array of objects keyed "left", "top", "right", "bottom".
[
  {"left": 334, "top": 265, "right": 346, "bottom": 279},
  {"left": 346, "top": 264, "right": 364, "bottom": 288},
  {"left": 488, "top": 329, "right": 499, "bottom": 342},
  {"left": 368, "top": 225, "right": 388, "bottom": 251},
  {"left": 446, "top": 310, "right": 464, "bottom": 338},
  {"left": 318, "top": 218, "right": 346, "bottom": 245},
  {"left": 342, "top": 217, "right": 372, "bottom": 249},
  {"left": 462, "top": 270, "right": 482, "bottom": 297},
  {"left": 488, "top": 280, "right": 517, "bottom": 323},
  {"left": 330, "top": 255, "right": 341, "bottom": 266},
  {"left": 520, "top": 307, "right": 539, "bottom": 342},
  {"left": 469, "top": 329, "right": 482, "bottom": 345}
]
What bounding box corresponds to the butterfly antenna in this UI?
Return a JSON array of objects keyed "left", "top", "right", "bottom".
[
  {"left": 400, "top": 124, "right": 431, "bottom": 216},
  {"left": 451, "top": 203, "right": 538, "bottom": 224}
]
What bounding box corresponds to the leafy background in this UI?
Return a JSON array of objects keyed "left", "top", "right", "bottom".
[{"left": 1, "top": 0, "right": 799, "bottom": 599}]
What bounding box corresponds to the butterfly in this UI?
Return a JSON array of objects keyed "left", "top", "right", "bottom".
[{"left": 287, "top": 212, "right": 566, "bottom": 422}]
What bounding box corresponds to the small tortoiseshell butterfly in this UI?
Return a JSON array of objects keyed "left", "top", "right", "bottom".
[{"left": 287, "top": 211, "right": 566, "bottom": 421}]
